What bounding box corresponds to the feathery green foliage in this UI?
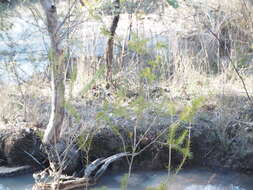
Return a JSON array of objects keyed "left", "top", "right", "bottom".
[
  {"left": 64, "top": 102, "right": 81, "bottom": 122},
  {"left": 180, "top": 96, "right": 205, "bottom": 122},
  {"left": 128, "top": 33, "right": 148, "bottom": 54},
  {"left": 146, "top": 182, "right": 167, "bottom": 190},
  {"left": 120, "top": 174, "right": 129, "bottom": 190},
  {"left": 90, "top": 186, "right": 108, "bottom": 190},
  {"left": 77, "top": 132, "right": 93, "bottom": 152}
]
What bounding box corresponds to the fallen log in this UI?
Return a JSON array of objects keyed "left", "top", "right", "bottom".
[
  {"left": 32, "top": 176, "right": 94, "bottom": 190},
  {"left": 0, "top": 165, "right": 34, "bottom": 177},
  {"left": 32, "top": 152, "right": 130, "bottom": 190}
]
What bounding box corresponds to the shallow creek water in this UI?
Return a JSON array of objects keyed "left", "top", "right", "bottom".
[{"left": 0, "top": 168, "right": 252, "bottom": 190}]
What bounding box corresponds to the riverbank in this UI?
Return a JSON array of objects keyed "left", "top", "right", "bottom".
[
  {"left": 1, "top": 99, "right": 253, "bottom": 177},
  {"left": 0, "top": 0, "right": 253, "bottom": 188}
]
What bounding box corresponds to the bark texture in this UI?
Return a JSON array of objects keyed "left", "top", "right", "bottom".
[
  {"left": 105, "top": 0, "right": 120, "bottom": 82},
  {"left": 40, "top": 0, "right": 65, "bottom": 144}
]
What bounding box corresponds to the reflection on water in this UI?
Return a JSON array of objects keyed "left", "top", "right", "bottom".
[
  {"left": 0, "top": 174, "right": 34, "bottom": 190},
  {"left": 93, "top": 168, "right": 253, "bottom": 190},
  {"left": 185, "top": 184, "right": 244, "bottom": 190},
  {"left": 0, "top": 168, "right": 252, "bottom": 190}
]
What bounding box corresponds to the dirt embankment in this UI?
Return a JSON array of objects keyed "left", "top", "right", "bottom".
[{"left": 1, "top": 106, "right": 253, "bottom": 176}]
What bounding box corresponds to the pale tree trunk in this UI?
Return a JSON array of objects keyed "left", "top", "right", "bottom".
[
  {"left": 105, "top": 0, "right": 120, "bottom": 83},
  {"left": 40, "top": 0, "right": 65, "bottom": 144}
]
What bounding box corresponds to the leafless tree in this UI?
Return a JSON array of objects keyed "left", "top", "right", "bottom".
[{"left": 40, "top": 0, "right": 65, "bottom": 144}]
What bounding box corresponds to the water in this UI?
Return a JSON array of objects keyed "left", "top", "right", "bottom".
[
  {"left": 0, "top": 4, "right": 171, "bottom": 83},
  {"left": 0, "top": 168, "right": 251, "bottom": 190},
  {"left": 0, "top": 174, "right": 34, "bottom": 190},
  {"left": 92, "top": 168, "right": 253, "bottom": 190}
]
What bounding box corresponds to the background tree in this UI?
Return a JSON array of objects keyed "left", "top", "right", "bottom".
[{"left": 105, "top": 0, "right": 120, "bottom": 83}]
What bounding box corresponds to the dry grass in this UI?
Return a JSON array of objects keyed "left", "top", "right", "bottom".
[{"left": 0, "top": 0, "right": 253, "bottom": 130}]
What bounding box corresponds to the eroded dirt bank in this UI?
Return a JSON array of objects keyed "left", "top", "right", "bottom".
[{"left": 1, "top": 106, "right": 253, "bottom": 176}]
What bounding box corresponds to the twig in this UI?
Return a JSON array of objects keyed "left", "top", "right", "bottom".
[
  {"left": 23, "top": 150, "right": 45, "bottom": 168},
  {"left": 208, "top": 28, "right": 253, "bottom": 105}
]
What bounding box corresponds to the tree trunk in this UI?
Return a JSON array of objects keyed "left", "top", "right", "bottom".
[
  {"left": 40, "top": 0, "right": 65, "bottom": 144},
  {"left": 105, "top": 0, "right": 120, "bottom": 83}
]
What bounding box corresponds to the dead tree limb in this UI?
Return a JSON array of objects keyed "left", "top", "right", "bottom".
[
  {"left": 33, "top": 152, "right": 131, "bottom": 190},
  {"left": 209, "top": 28, "right": 253, "bottom": 105}
]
